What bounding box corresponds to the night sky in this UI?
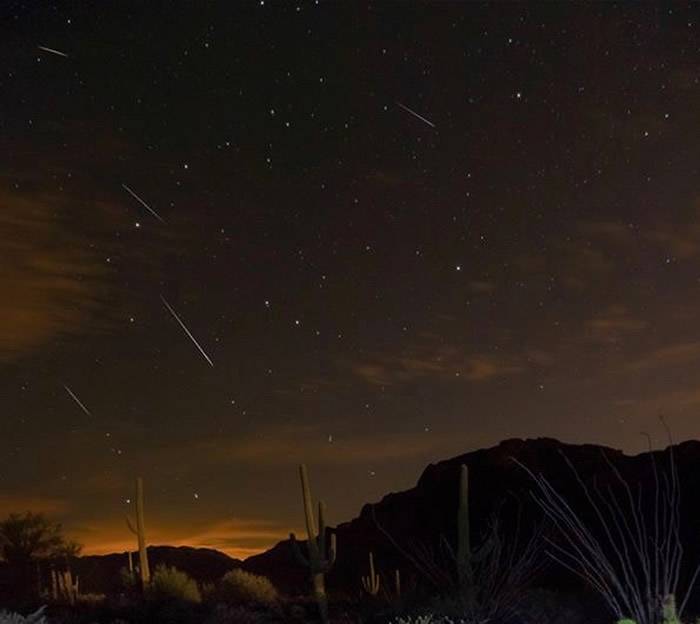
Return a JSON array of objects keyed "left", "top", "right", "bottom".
[{"left": 2, "top": 3, "right": 700, "bottom": 559}]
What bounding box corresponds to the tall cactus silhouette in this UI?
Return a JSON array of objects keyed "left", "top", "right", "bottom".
[
  {"left": 361, "top": 551, "right": 381, "bottom": 596},
  {"left": 50, "top": 568, "right": 79, "bottom": 604},
  {"left": 290, "top": 464, "right": 336, "bottom": 624},
  {"left": 457, "top": 464, "right": 474, "bottom": 591},
  {"left": 126, "top": 476, "right": 150, "bottom": 590}
]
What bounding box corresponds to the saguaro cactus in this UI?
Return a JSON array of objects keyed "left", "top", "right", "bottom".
[
  {"left": 126, "top": 476, "right": 150, "bottom": 589},
  {"left": 457, "top": 464, "right": 474, "bottom": 594},
  {"left": 290, "top": 464, "right": 336, "bottom": 623},
  {"left": 51, "top": 568, "right": 79, "bottom": 604},
  {"left": 361, "top": 551, "right": 381, "bottom": 596}
]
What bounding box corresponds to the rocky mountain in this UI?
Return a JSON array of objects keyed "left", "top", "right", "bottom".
[
  {"left": 60, "top": 437, "right": 700, "bottom": 607},
  {"left": 244, "top": 436, "right": 700, "bottom": 604}
]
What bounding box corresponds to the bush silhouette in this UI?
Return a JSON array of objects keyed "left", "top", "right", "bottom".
[
  {"left": 218, "top": 569, "right": 279, "bottom": 606},
  {"left": 146, "top": 564, "right": 201, "bottom": 603}
]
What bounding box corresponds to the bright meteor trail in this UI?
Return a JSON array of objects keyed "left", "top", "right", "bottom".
[
  {"left": 38, "top": 45, "right": 69, "bottom": 58},
  {"left": 121, "top": 183, "right": 165, "bottom": 223},
  {"left": 395, "top": 101, "right": 436, "bottom": 128},
  {"left": 160, "top": 296, "right": 214, "bottom": 367},
  {"left": 63, "top": 385, "right": 92, "bottom": 416}
]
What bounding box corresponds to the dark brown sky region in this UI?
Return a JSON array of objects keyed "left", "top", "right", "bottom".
[{"left": 2, "top": 3, "right": 700, "bottom": 559}]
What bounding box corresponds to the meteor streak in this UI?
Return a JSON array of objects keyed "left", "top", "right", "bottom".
[
  {"left": 160, "top": 296, "right": 214, "bottom": 367},
  {"left": 63, "top": 385, "right": 92, "bottom": 416},
  {"left": 38, "top": 45, "right": 69, "bottom": 58},
  {"left": 395, "top": 101, "right": 436, "bottom": 128},
  {"left": 121, "top": 184, "right": 165, "bottom": 223}
]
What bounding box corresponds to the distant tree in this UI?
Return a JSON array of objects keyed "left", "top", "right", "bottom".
[
  {"left": 52, "top": 539, "right": 82, "bottom": 567},
  {"left": 0, "top": 512, "right": 80, "bottom": 602},
  {"left": 0, "top": 512, "right": 72, "bottom": 566}
]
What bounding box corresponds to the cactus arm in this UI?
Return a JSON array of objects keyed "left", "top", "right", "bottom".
[
  {"left": 135, "top": 477, "right": 149, "bottom": 584},
  {"left": 361, "top": 551, "right": 381, "bottom": 595},
  {"left": 126, "top": 515, "right": 137, "bottom": 535},
  {"left": 300, "top": 465, "right": 317, "bottom": 536},
  {"left": 318, "top": 501, "right": 327, "bottom": 553},
  {"left": 327, "top": 532, "right": 337, "bottom": 567},
  {"left": 290, "top": 533, "right": 310, "bottom": 567}
]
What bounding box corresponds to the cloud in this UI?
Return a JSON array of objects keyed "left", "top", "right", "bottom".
[
  {"left": 0, "top": 190, "right": 110, "bottom": 360},
  {"left": 577, "top": 220, "right": 637, "bottom": 244},
  {"left": 626, "top": 341, "right": 700, "bottom": 372},
  {"left": 74, "top": 516, "right": 288, "bottom": 559},
  {"left": 577, "top": 212, "right": 700, "bottom": 263},
  {"left": 171, "top": 518, "right": 289, "bottom": 558},
  {"left": 585, "top": 305, "right": 648, "bottom": 343},
  {"left": 610, "top": 386, "right": 700, "bottom": 432},
  {"left": 645, "top": 221, "right": 700, "bottom": 259},
  {"left": 350, "top": 344, "right": 522, "bottom": 387},
  {"left": 468, "top": 280, "right": 496, "bottom": 294},
  {"left": 0, "top": 494, "right": 70, "bottom": 516},
  {"left": 197, "top": 425, "right": 458, "bottom": 467},
  {"left": 0, "top": 123, "right": 186, "bottom": 362}
]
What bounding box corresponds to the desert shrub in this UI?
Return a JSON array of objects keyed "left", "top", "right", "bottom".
[
  {"left": 200, "top": 581, "right": 216, "bottom": 602},
  {"left": 218, "top": 569, "right": 278, "bottom": 606},
  {"left": 75, "top": 592, "right": 106, "bottom": 605},
  {"left": 0, "top": 606, "right": 47, "bottom": 624},
  {"left": 515, "top": 588, "right": 590, "bottom": 624},
  {"left": 146, "top": 564, "right": 201, "bottom": 603},
  {"left": 118, "top": 565, "right": 138, "bottom": 590},
  {"left": 392, "top": 616, "right": 464, "bottom": 624},
  {"left": 204, "top": 603, "right": 276, "bottom": 624}
]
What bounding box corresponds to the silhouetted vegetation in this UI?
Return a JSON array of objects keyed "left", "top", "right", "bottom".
[
  {"left": 5, "top": 441, "right": 700, "bottom": 623},
  {"left": 518, "top": 440, "right": 700, "bottom": 624},
  {"left": 218, "top": 569, "right": 279, "bottom": 606},
  {"left": 146, "top": 565, "right": 201, "bottom": 604},
  {"left": 0, "top": 513, "right": 80, "bottom": 607}
]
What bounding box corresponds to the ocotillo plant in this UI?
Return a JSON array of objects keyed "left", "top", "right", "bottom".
[
  {"left": 361, "top": 551, "right": 380, "bottom": 596},
  {"left": 290, "top": 464, "right": 337, "bottom": 624},
  {"left": 126, "top": 476, "right": 150, "bottom": 590},
  {"left": 394, "top": 568, "right": 401, "bottom": 600}
]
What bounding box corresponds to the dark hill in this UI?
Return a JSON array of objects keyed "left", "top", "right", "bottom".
[
  {"left": 41, "top": 437, "right": 700, "bottom": 606},
  {"left": 244, "top": 436, "right": 700, "bottom": 605},
  {"left": 74, "top": 545, "right": 241, "bottom": 595}
]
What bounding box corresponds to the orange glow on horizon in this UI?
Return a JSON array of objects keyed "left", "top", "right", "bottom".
[
  {"left": 77, "top": 537, "right": 271, "bottom": 561},
  {"left": 65, "top": 517, "right": 292, "bottom": 562}
]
